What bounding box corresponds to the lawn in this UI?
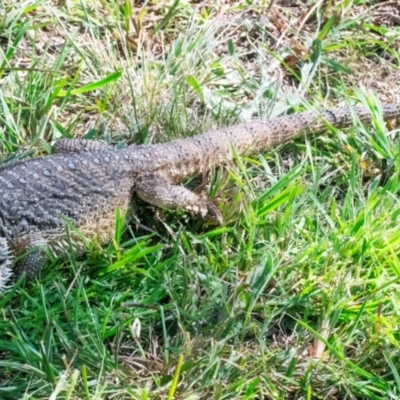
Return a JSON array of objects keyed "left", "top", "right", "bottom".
[{"left": 1, "top": 0, "right": 400, "bottom": 399}]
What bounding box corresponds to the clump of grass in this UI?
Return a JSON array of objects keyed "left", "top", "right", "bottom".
[{"left": 1, "top": 0, "right": 400, "bottom": 399}]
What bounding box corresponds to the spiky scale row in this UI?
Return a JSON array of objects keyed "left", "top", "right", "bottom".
[{"left": 0, "top": 238, "right": 12, "bottom": 291}]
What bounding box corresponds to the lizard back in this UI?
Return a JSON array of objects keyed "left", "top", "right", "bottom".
[{"left": 0, "top": 149, "right": 135, "bottom": 243}]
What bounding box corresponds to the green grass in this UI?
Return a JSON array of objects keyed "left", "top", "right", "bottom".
[{"left": 1, "top": 0, "right": 400, "bottom": 399}]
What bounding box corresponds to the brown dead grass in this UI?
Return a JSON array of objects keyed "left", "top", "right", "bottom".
[{"left": 3, "top": 1, "right": 400, "bottom": 119}]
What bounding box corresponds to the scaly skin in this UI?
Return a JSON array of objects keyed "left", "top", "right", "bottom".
[{"left": 1, "top": 104, "right": 400, "bottom": 288}]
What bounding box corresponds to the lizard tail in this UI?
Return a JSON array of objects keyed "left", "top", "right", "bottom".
[
  {"left": 142, "top": 103, "right": 400, "bottom": 182},
  {"left": 220, "top": 103, "right": 400, "bottom": 154}
]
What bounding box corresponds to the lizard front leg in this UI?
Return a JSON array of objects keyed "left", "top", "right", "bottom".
[
  {"left": 10, "top": 233, "right": 47, "bottom": 281},
  {"left": 0, "top": 238, "right": 13, "bottom": 290},
  {"left": 135, "top": 172, "right": 223, "bottom": 224}
]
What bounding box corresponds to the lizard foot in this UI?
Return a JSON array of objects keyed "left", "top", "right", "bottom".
[
  {"left": 10, "top": 233, "right": 47, "bottom": 281},
  {"left": 136, "top": 172, "right": 223, "bottom": 224}
]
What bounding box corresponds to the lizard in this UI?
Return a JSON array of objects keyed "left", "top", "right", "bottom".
[{"left": 1, "top": 103, "right": 400, "bottom": 290}]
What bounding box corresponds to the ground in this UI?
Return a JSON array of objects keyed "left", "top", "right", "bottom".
[{"left": 1, "top": 0, "right": 400, "bottom": 399}]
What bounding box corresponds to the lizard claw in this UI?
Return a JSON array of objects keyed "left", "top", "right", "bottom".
[{"left": 205, "top": 201, "right": 223, "bottom": 225}]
